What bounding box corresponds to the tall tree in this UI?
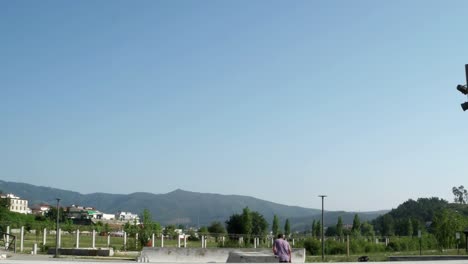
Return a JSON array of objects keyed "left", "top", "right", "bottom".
[
  {"left": 452, "top": 186, "right": 468, "bottom": 204},
  {"left": 336, "top": 216, "right": 344, "bottom": 238},
  {"left": 251, "top": 211, "right": 268, "bottom": 236},
  {"left": 272, "top": 215, "right": 280, "bottom": 236},
  {"left": 313, "top": 220, "right": 321, "bottom": 237},
  {"left": 381, "top": 214, "right": 395, "bottom": 236},
  {"left": 225, "top": 207, "right": 266, "bottom": 241},
  {"left": 241, "top": 207, "right": 252, "bottom": 238},
  {"left": 432, "top": 209, "right": 466, "bottom": 249},
  {"left": 311, "top": 220, "right": 316, "bottom": 237},
  {"left": 406, "top": 218, "right": 414, "bottom": 237},
  {"left": 284, "top": 219, "right": 291, "bottom": 236},
  {"left": 351, "top": 214, "right": 361, "bottom": 235},
  {"left": 361, "top": 222, "right": 375, "bottom": 237},
  {"left": 137, "top": 209, "right": 161, "bottom": 248},
  {"left": 225, "top": 213, "right": 243, "bottom": 236}
]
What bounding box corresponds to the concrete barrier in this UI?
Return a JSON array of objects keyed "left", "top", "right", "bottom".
[
  {"left": 138, "top": 247, "right": 305, "bottom": 263},
  {"left": 47, "top": 247, "right": 114, "bottom": 256},
  {"left": 226, "top": 251, "right": 277, "bottom": 263}
]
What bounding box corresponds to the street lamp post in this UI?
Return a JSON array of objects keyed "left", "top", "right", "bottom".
[
  {"left": 318, "top": 195, "right": 326, "bottom": 261},
  {"left": 55, "top": 198, "right": 60, "bottom": 258},
  {"left": 456, "top": 64, "right": 468, "bottom": 111}
]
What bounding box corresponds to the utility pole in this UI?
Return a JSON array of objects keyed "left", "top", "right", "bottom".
[
  {"left": 55, "top": 198, "right": 60, "bottom": 258},
  {"left": 318, "top": 195, "right": 327, "bottom": 261}
]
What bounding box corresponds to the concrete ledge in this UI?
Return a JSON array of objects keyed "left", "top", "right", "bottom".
[
  {"left": 47, "top": 248, "right": 114, "bottom": 256},
  {"left": 138, "top": 247, "right": 305, "bottom": 263},
  {"left": 389, "top": 255, "right": 468, "bottom": 261},
  {"left": 226, "top": 251, "right": 278, "bottom": 263}
]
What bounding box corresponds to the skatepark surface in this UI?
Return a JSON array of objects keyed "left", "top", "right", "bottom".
[{"left": 2, "top": 253, "right": 468, "bottom": 264}]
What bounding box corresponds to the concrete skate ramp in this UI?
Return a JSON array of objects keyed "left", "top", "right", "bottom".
[{"left": 138, "top": 247, "right": 305, "bottom": 263}]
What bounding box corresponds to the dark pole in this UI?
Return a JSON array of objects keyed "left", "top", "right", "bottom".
[
  {"left": 55, "top": 198, "right": 60, "bottom": 258},
  {"left": 318, "top": 195, "right": 326, "bottom": 261}
]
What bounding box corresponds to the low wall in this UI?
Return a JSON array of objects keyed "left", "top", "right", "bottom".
[
  {"left": 138, "top": 247, "right": 305, "bottom": 263},
  {"left": 47, "top": 247, "right": 114, "bottom": 256}
]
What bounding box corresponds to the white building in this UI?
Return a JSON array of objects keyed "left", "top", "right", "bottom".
[
  {"left": 0, "top": 193, "right": 30, "bottom": 214},
  {"left": 116, "top": 211, "right": 140, "bottom": 223},
  {"left": 96, "top": 212, "right": 115, "bottom": 220},
  {"left": 31, "top": 204, "right": 51, "bottom": 215}
]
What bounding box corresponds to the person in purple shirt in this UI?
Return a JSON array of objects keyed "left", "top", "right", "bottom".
[{"left": 273, "top": 233, "right": 292, "bottom": 263}]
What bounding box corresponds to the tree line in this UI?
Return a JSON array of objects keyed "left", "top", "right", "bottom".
[{"left": 2, "top": 186, "right": 468, "bottom": 252}]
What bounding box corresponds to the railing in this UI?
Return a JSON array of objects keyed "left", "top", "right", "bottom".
[{"left": 0, "top": 232, "right": 16, "bottom": 253}]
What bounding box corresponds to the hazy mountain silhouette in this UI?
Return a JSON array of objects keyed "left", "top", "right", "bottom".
[{"left": 0, "top": 180, "right": 387, "bottom": 229}]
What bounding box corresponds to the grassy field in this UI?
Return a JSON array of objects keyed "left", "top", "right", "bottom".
[{"left": 14, "top": 232, "right": 252, "bottom": 253}]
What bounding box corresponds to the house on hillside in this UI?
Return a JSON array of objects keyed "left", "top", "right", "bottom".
[
  {"left": 116, "top": 211, "right": 140, "bottom": 223},
  {"left": 31, "top": 203, "right": 51, "bottom": 215},
  {"left": 67, "top": 205, "right": 97, "bottom": 219},
  {"left": 0, "top": 193, "right": 31, "bottom": 214},
  {"left": 96, "top": 212, "right": 115, "bottom": 220}
]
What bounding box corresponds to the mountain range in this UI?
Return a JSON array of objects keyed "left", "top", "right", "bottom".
[{"left": 0, "top": 180, "right": 387, "bottom": 231}]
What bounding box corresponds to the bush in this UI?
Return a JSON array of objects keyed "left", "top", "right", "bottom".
[
  {"left": 386, "top": 241, "right": 400, "bottom": 252},
  {"left": 349, "top": 239, "right": 365, "bottom": 254},
  {"left": 364, "top": 242, "right": 385, "bottom": 253},
  {"left": 326, "top": 240, "right": 346, "bottom": 255},
  {"left": 303, "top": 238, "right": 321, "bottom": 255}
]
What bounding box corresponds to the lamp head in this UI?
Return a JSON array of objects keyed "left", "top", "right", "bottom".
[
  {"left": 457, "top": 85, "right": 468, "bottom": 95},
  {"left": 461, "top": 102, "right": 468, "bottom": 111}
]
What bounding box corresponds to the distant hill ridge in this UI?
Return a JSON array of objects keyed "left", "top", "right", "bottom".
[{"left": 0, "top": 180, "right": 387, "bottom": 230}]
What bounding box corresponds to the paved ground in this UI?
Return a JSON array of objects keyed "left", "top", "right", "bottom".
[
  {"left": 3, "top": 253, "right": 468, "bottom": 264},
  {"left": 1, "top": 253, "right": 135, "bottom": 263}
]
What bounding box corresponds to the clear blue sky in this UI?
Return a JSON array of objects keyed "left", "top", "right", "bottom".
[{"left": 2, "top": 0, "right": 468, "bottom": 212}]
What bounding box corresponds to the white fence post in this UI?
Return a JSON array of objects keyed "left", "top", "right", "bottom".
[
  {"left": 20, "top": 226, "right": 24, "bottom": 252},
  {"left": 76, "top": 229, "right": 80, "bottom": 249}
]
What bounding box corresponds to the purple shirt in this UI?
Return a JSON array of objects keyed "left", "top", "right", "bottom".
[{"left": 273, "top": 238, "right": 291, "bottom": 262}]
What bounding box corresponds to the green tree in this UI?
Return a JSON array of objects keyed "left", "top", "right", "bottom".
[
  {"left": 138, "top": 209, "right": 161, "bottom": 248},
  {"left": 452, "top": 186, "right": 468, "bottom": 204},
  {"left": 241, "top": 207, "right": 252, "bottom": 238},
  {"left": 124, "top": 220, "right": 139, "bottom": 238},
  {"left": 311, "top": 220, "right": 316, "bottom": 237},
  {"left": 313, "top": 220, "right": 321, "bottom": 237},
  {"left": 199, "top": 226, "right": 209, "bottom": 237},
  {"left": 208, "top": 221, "right": 226, "bottom": 242},
  {"left": 251, "top": 211, "right": 268, "bottom": 236},
  {"left": 432, "top": 209, "right": 466, "bottom": 249},
  {"left": 187, "top": 228, "right": 199, "bottom": 241},
  {"left": 272, "top": 215, "right": 280, "bottom": 236},
  {"left": 62, "top": 219, "right": 75, "bottom": 233},
  {"left": 103, "top": 223, "right": 110, "bottom": 234},
  {"left": 325, "top": 225, "right": 337, "bottom": 236},
  {"left": 225, "top": 207, "right": 268, "bottom": 242},
  {"left": 336, "top": 216, "right": 344, "bottom": 238},
  {"left": 406, "top": 218, "right": 414, "bottom": 237},
  {"left": 284, "top": 219, "right": 291, "bottom": 237},
  {"left": 225, "top": 213, "right": 243, "bottom": 236},
  {"left": 351, "top": 214, "right": 361, "bottom": 236},
  {"left": 381, "top": 214, "right": 395, "bottom": 236},
  {"left": 361, "top": 222, "right": 375, "bottom": 237},
  {"left": 163, "top": 224, "right": 178, "bottom": 239},
  {"left": 410, "top": 218, "right": 421, "bottom": 237}
]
